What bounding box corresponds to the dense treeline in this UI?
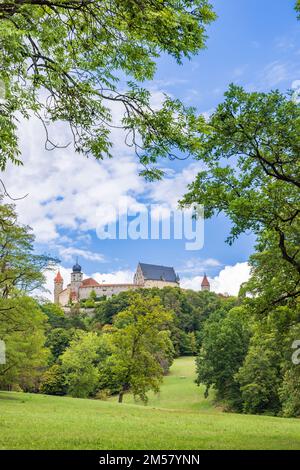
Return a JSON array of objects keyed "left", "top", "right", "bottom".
[
  {"left": 92, "top": 287, "right": 236, "bottom": 355},
  {"left": 1, "top": 195, "right": 300, "bottom": 415},
  {"left": 1, "top": 275, "right": 235, "bottom": 401},
  {"left": 184, "top": 85, "right": 300, "bottom": 417},
  {"left": 0, "top": 200, "right": 235, "bottom": 401},
  {"left": 197, "top": 302, "right": 300, "bottom": 417},
  {"left": 0, "top": 199, "right": 236, "bottom": 401}
]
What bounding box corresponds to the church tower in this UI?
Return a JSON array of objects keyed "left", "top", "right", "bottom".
[
  {"left": 70, "top": 259, "right": 83, "bottom": 301},
  {"left": 54, "top": 271, "right": 63, "bottom": 304},
  {"left": 201, "top": 273, "right": 210, "bottom": 292}
]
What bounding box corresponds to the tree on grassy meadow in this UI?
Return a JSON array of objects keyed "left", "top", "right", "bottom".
[
  {"left": 103, "top": 293, "right": 174, "bottom": 403},
  {"left": 196, "top": 306, "right": 251, "bottom": 410},
  {"left": 0, "top": 296, "right": 49, "bottom": 391},
  {"left": 278, "top": 321, "right": 300, "bottom": 417},
  {"left": 0, "top": 199, "right": 56, "bottom": 332},
  {"left": 236, "top": 306, "right": 300, "bottom": 415},
  {"left": 61, "top": 331, "right": 110, "bottom": 398},
  {"left": 0, "top": 0, "right": 215, "bottom": 178}
]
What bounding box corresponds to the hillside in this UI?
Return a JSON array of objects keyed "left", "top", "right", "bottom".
[{"left": 1, "top": 357, "right": 300, "bottom": 450}]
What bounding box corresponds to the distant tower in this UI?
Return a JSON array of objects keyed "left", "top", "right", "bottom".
[
  {"left": 54, "top": 271, "right": 63, "bottom": 304},
  {"left": 70, "top": 258, "right": 83, "bottom": 301},
  {"left": 201, "top": 273, "right": 210, "bottom": 292}
]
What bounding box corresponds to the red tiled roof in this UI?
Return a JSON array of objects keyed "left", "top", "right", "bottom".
[
  {"left": 80, "top": 278, "right": 100, "bottom": 287},
  {"left": 54, "top": 271, "right": 63, "bottom": 282},
  {"left": 201, "top": 274, "right": 210, "bottom": 287}
]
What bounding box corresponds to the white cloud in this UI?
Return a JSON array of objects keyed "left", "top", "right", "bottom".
[
  {"left": 262, "top": 61, "right": 289, "bottom": 87},
  {"left": 178, "top": 257, "right": 221, "bottom": 275},
  {"left": 275, "top": 35, "right": 296, "bottom": 51},
  {"left": 261, "top": 61, "right": 300, "bottom": 89},
  {"left": 3, "top": 115, "right": 144, "bottom": 242},
  {"left": 292, "top": 80, "right": 300, "bottom": 103},
  {"left": 148, "top": 162, "right": 203, "bottom": 209},
  {"left": 57, "top": 246, "right": 105, "bottom": 263},
  {"left": 181, "top": 262, "right": 251, "bottom": 296},
  {"left": 202, "top": 108, "right": 214, "bottom": 122},
  {"left": 92, "top": 270, "right": 134, "bottom": 285},
  {"left": 2, "top": 85, "right": 202, "bottom": 247}
]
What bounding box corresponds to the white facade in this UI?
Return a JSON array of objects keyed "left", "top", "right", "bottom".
[{"left": 54, "top": 262, "right": 180, "bottom": 307}]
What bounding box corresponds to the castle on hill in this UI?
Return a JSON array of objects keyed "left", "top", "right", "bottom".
[{"left": 54, "top": 261, "right": 210, "bottom": 306}]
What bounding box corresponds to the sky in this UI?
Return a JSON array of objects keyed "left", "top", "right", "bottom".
[{"left": 3, "top": 0, "right": 300, "bottom": 298}]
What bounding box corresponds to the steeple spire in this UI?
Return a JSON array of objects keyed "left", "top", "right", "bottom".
[
  {"left": 201, "top": 273, "right": 210, "bottom": 291},
  {"left": 54, "top": 270, "right": 63, "bottom": 283}
]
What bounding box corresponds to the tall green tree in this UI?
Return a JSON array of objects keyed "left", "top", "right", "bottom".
[
  {"left": 0, "top": 0, "right": 215, "bottom": 177},
  {"left": 196, "top": 306, "right": 251, "bottom": 409},
  {"left": 45, "top": 327, "right": 76, "bottom": 363},
  {"left": 0, "top": 296, "right": 49, "bottom": 391},
  {"left": 105, "top": 293, "right": 174, "bottom": 403},
  {"left": 0, "top": 199, "right": 55, "bottom": 331},
  {"left": 181, "top": 85, "right": 300, "bottom": 310},
  {"left": 236, "top": 306, "right": 300, "bottom": 415}
]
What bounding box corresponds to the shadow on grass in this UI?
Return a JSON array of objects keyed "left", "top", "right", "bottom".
[{"left": 0, "top": 392, "right": 26, "bottom": 402}]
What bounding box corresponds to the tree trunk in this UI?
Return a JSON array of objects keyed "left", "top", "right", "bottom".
[{"left": 118, "top": 391, "right": 124, "bottom": 403}]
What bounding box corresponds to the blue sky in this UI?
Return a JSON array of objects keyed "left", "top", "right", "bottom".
[{"left": 4, "top": 0, "right": 300, "bottom": 295}]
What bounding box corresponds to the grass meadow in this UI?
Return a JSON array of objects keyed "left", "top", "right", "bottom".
[{"left": 1, "top": 357, "right": 300, "bottom": 449}]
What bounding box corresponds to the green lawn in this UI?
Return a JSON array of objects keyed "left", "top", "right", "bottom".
[{"left": 1, "top": 357, "right": 300, "bottom": 450}]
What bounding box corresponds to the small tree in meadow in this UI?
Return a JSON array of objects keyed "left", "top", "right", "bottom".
[
  {"left": 105, "top": 293, "right": 174, "bottom": 403},
  {"left": 61, "top": 332, "right": 102, "bottom": 398}
]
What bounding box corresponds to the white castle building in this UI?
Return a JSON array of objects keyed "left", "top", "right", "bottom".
[
  {"left": 54, "top": 261, "right": 211, "bottom": 306},
  {"left": 54, "top": 261, "right": 185, "bottom": 306}
]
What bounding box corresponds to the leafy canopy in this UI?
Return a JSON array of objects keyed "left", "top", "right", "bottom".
[
  {"left": 0, "top": 198, "right": 56, "bottom": 331},
  {"left": 181, "top": 85, "right": 300, "bottom": 308},
  {"left": 0, "top": 296, "right": 49, "bottom": 391},
  {"left": 60, "top": 331, "right": 106, "bottom": 398},
  {"left": 0, "top": 0, "right": 215, "bottom": 178}
]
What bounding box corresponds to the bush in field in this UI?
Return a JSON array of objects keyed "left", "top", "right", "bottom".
[{"left": 40, "top": 364, "right": 68, "bottom": 396}]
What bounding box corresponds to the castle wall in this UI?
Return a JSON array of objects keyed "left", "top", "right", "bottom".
[
  {"left": 79, "top": 284, "right": 139, "bottom": 300},
  {"left": 143, "top": 280, "right": 179, "bottom": 289},
  {"left": 58, "top": 287, "right": 71, "bottom": 306},
  {"left": 133, "top": 265, "right": 144, "bottom": 285}
]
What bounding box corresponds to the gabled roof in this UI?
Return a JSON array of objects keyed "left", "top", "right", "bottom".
[
  {"left": 138, "top": 263, "right": 178, "bottom": 282},
  {"left": 80, "top": 277, "right": 100, "bottom": 287}
]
